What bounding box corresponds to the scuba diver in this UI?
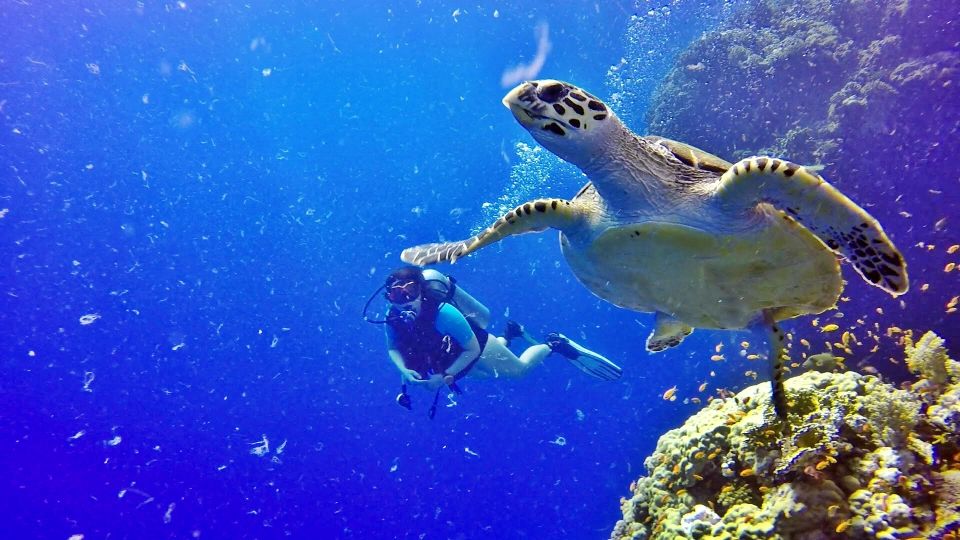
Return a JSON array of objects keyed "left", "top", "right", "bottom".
[{"left": 363, "top": 266, "right": 622, "bottom": 417}]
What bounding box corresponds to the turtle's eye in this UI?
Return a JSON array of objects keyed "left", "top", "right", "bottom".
[{"left": 537, "top": 83, "right": 566, "bottom": 103}]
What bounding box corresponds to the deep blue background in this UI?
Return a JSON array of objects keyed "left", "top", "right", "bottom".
[{"left": 1, "top": 1, "right": 956, "bottom": 539}]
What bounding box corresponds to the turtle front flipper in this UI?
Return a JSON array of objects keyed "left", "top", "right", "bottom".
[
  {"left": 715, "top": 157, "right": 908, "bottom": 296},
  {"left": 401, "top": 198, "right": 583, "bottom": 266},
  {"left": 645, "top": 312, "right": 693, "bottom": 353}
]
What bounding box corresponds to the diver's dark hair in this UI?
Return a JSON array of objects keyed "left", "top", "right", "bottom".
[{"left": 385, "top": 266, "right": 424, "bottom": 288}]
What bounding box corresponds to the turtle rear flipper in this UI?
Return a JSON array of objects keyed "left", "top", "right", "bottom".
[
  {"left": 760, "top": 310, "right": 789, "bottom": 419},
  {"left": 646, "top": 311, "right": 693, "bottom": 353},
  {"left": 715, "top": 157, "right": 908, "bottom": 296},
  {"left": 401, "top": 198, "right": 583, "bottom": 266}
]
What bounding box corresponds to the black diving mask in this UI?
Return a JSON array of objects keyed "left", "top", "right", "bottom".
[
  {"left": 363, "top": 273, "right": 426, "bottom": 324},
  {"left": 385, "top": 279, "right": 420, "bottom": 304},
  {"left": 362, "top": 284, "right": 421, "bottom": 325}
]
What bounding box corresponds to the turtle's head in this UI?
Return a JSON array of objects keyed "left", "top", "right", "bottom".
[{"left": 502, "top": 80, "right": 618, "bottom": 166}]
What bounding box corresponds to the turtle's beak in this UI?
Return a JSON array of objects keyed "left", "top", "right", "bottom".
[
  {"left": 502, "top": 82, "right": 541, "bottom": 128},
  {"left": 501, "top": 83, "right": 528, "bottom": 109}
]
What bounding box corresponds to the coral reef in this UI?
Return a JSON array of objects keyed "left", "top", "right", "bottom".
[
  {"left": 611, "top": 332, "right": 960, "bottom": 539},
  {"left": 647, "top": 0, "right": 959, "bottom": 167}
]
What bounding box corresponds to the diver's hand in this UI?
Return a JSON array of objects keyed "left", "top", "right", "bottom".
[
  {"left": 409, "top": 373, "right": 445, "bottom": 390},
  {"left": 399, "top": 368, "right": 422, "bottom": 382}
]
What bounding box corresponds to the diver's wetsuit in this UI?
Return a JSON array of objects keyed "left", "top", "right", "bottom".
[{"left": 385, "top": 302, "right": 489, "bottom": 381}]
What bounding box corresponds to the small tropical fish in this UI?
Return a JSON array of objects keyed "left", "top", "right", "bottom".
[
  {"left": 662, "top": 385, "right": 678, "bottom": 401},
  {"left": 820, "top": 323, "right": 840, "bottom": 333}
]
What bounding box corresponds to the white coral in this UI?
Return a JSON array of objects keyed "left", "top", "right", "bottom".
[{"left": 680, "top": 504, "right": 720, "bottom": 536}]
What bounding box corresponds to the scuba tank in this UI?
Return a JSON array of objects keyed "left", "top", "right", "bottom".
[{"left": 421, "top": 268, "right": 490, "bottom": 330}]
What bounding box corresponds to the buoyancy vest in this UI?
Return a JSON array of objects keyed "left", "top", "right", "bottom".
[{"left": 387, "top": 301, "right": 462, "bottom": 378}]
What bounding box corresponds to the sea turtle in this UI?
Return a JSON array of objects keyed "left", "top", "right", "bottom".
[{"left": 401, "top": 80, "right": 908, "bottom": 418}]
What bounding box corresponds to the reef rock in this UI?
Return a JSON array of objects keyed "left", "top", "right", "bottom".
[
  {"left": 647, "top": 0, "right": 959, "bottom": 167},
  {"left": 611, "top": 332, "right": 960, "bottom": 539}
]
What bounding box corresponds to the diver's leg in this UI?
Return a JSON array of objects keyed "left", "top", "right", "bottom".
[
  {"left": 504, "top": 320, "right": 539, "bottom": 347},
  {"left": 474, "top": 334, "right": 551, "bottom": 378}
]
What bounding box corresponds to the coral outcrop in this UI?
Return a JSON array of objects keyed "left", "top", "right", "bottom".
[
  {"left": 646, "top": 0, "right": 959, "bottom": 169},
  {"left": 611, "top": 332, "right": 960, "bottom": 539}
]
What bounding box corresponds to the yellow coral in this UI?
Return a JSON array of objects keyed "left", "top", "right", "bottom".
[
  {"left": 904, "top": 331, "right": 954, "bottom": 386},
  {"left": 933, "top": 470, "right": 960, "bottom": 534}
]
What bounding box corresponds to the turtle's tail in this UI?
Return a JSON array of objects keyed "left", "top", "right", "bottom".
[
  {"left": 716, "top": 157, "right": 908, "bottom": 296},
  {"left": 401, "top": 198, "right": 581, "bottom": 266}
]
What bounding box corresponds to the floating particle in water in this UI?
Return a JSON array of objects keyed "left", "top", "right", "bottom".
[
  {"left": 464, "top": 447, "right": 479, "bottom": 456},
  {"left": 163, "top": 502, "right": 175, "bottom": 524},
  {"left": 249, "top": 434, "right": 270, "bottom": 457},
  {"left": 82, "top": 371, "right": 95, "bottom": 392},
  {"left": 79, "top": 313, "right": 100, "bottom": 325},
  {"left": 68, "top": 535, "right": 84, "bottom": 540},
  {"left": 549, "top": 436, "right": 567, "bottom": 447},
  {"left": 575, "top": 409, "right": 585, "bottom": 421},
  {"left": 68, "top": 430, "right": 86, "bottom": 441},
  {"left": 389, "top": 463, "right": 398, "bottom": 473},
  {"left": 261, "top": 67, "right": 272, "bottom": 77},
  {"left": 275, "top": 439, "right": 287, "bottom": 455},
  {"left": 105, "top": 435, "right": 122, "bottom": 446},
  {"left": 249, "top": 36, "right": 267, "bottom": 51},
  {"left": 445, "top": 392, "right": 459, "bottom": 408},
  {"left": 270, "top": 335, "right": 279, "bottom": 348}
]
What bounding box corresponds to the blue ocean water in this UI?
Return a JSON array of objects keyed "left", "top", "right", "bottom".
[{"left": 2, "top": 1, "right": 957, "bottom": 539}]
